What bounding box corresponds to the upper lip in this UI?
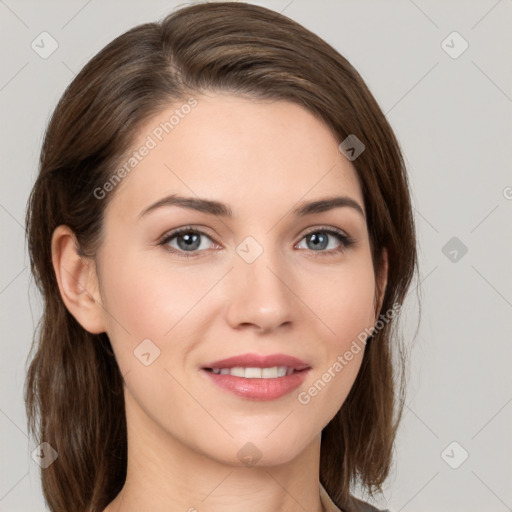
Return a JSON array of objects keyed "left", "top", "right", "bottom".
[{"left": 203, "top": 352, "right": 310, "bottom": 370}]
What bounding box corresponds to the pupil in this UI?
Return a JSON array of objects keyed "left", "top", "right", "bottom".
[
  {"left": 309, "top": 233, "right": 327, "bottom": 250},
  {"left": 179, "top": 233, "right": 200, "bottom": 250}
]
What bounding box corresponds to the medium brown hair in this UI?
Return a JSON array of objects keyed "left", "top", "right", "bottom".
[{"left": 25, "top": 2, "right": 417, "bottom": 511}]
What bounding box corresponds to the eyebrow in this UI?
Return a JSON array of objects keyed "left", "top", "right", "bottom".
[{"left": 138, "top": 194, "right": 365, "bottom": 219}]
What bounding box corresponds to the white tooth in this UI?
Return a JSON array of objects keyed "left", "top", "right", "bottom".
[
  {"left": 216, "top": 366, "right": 293, "bottom": 378},
  {"left": 230, "top": 367, "right": 246, "bottom": 377},
  {"left": 244, "top": 367, "right": 262, "bottom": 378},
  {"left": 277, "top": 366, "right": 287, "bottom": 377},
  {"left": 261, "top": 367, "right": 279, "bottom": 378}
]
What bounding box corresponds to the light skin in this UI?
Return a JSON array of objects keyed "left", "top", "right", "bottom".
[{"left": 52, "top": 92, "right": 388, "bottom": 512}]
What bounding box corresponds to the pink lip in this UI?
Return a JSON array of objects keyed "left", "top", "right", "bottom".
[
  {"left": 203, "top": 352, "right": 310, "bottom": 370},
  {"left": 200, "top": 352, "right": 311, "bottom": 401},
  {"left": 201, "top": 368, "right": 311, "bottom": 401}
]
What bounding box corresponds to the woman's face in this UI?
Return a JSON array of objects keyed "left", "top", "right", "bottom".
[{"left": 90, "top": 92, "right": 384, "bottom": 467}]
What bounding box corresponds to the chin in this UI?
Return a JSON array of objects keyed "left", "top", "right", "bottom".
[{"left": 223, "top": 429, "right": 317, "bottom": 468}]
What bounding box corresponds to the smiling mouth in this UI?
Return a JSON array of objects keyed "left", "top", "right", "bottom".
[{"left": 203, "top": 366, "right": 308, "bottom": 378}]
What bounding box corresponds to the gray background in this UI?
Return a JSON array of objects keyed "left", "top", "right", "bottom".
[{"left": 1, "top": 0, "right": 511, "bottom": 511}]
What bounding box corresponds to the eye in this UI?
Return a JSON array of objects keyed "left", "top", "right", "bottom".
[
  {"left": 159, "top": 226, "right": 217, "bottom": 258},
  {"left": 158, "top": 226, "right": 355, "bottom": 259},
  {"left": 296, "top": 227, "right": 355, "bottom": 256}
]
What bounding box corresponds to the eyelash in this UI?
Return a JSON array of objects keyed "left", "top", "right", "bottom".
[{"left": 158, "top": 225, "right": 355, "bottom": 259}]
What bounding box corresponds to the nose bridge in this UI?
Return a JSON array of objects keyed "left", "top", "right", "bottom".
[{"left": 225, "top": 233, "right": 295, "bottom": 331}]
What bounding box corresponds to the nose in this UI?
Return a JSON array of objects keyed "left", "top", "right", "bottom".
[{"left": 224, "top": 244, "right": 295, "bottom": 334}]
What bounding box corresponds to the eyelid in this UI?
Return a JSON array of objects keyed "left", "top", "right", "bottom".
[
  {"left": 300, "top": 225, "right": 350, "bottom": 239},
  {"left": 157, "top": 224, "right": 216, "bottom": 243}
]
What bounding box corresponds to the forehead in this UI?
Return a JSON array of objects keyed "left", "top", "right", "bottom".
[{"left": 104, "top": 93, "right": 364, "bottom": 223}]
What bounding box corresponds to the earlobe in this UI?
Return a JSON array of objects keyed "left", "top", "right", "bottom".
[{"left": 51, "top": 225, "right": 106, "bottom": 334}]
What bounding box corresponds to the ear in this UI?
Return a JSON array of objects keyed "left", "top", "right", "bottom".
[
  {"left": 51, "top": 225, "right": 106, "bottom": 334},
  {"left": 374, "top": 247, "right": 389, "bottom": 319}
]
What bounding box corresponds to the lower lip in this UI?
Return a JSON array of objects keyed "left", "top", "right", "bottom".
[{"left": 201, "top": 368, "right": 310, "bottom": 400}]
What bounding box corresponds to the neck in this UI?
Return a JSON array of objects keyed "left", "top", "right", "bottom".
[{"left": 104, "top": 391, "right": 325, "bottom": 512}]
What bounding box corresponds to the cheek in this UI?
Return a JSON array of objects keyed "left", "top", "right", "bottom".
[
  {"left": 308, "top": 258, "right": 377, "bottom": 346},
  {"left": 100, "top": 251, "right": 213, "bottom": 341},
  {"left": 298, "top": 259, "right": 375, "bottom": 411}
]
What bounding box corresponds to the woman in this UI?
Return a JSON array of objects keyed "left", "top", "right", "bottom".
[{"left": 24, "top": 2, "right": 417, "bottom": 511}]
